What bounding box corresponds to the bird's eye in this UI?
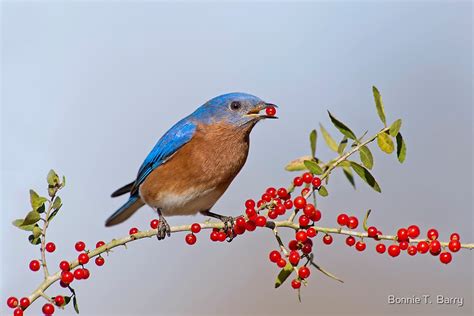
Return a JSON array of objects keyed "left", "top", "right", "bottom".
[{"left": 230, "top": 101, "right": 242, "bottom": 111}]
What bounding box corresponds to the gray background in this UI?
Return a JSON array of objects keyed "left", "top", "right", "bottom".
[{"left": 1, "top": 1, "right": 472, "bottom": 315}]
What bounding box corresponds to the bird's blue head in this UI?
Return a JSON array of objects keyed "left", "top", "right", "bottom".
[{"left": 191, "top": 92, "right": 278, "bottom": 127}]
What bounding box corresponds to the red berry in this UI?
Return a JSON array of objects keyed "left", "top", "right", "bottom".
[
  {"left": 450, "top": 233, "right": 460, "bottom": 241},
  {"left": 302, "top": 243, "right": 312, "bottom": 254},
  {"left": 265, "top": 106, "right": 277, "bottom": 117},
  {"left": 129, "top": 227, "right": 139, "bottom": 235},
  {"left": 210, "top": 231, "right": 219, "bottom": 242},
  {"left": 191, "top": 223, "right": 201, "bottom": 234},
  {"left": 245, "top": 220, "right": 256, "bottom": 232},
  {"left": 288, "top": 240, "right": 299, "bottom": 251},
  {"left": 407, "top": 225, "right": 420, "bottom": 238},
  {"left": 82, "top": 268, "right": 90, "bottom": 279},
  {"left": 288, "top": 251, "right": 300, "bottom": 265},
  {"left": 42, "top": 303, "right": 55, "bottom": 315},
  {"left": 19, "top": 297, "right": 29, "bottom": 309},
  {"left": 293, "top": 196, "right": 306, "bottom": 209},
  {"left": 376, "top": 243, "right": 386, "bottom": 254},
  {"left": 74, "top": 268, "right": 84, "bottom": 280},
  {"left": 61, "top": 271, "right": 74, "bottom": 284},
  {"left": 388, "top": 244, "right": 401, "bottom": 257},
  {"left": 45, "top": 242, "right": 56, "bottom": 253},
  {"left": 218, "top": 231, "right": 227, "bottom": 242},
  {"left": 337, "top": 214, "right": 348, "bottom": 226},
  {"left": 407, "top": 245, "right": 417, "bottom": 256},
  {"left": 310, "top": 209, "right": 322, "bottom": 222},
  {"left": 7, "top": 297, "right": 18, "bottom": 309},
  {"left": 245, "top": 208, "right": 257, "bottom": 219},
  {"left": 233, "top": 224, "right": 245, "bottom": 235},
  {"left": 277, "top": 188, "right": 288, "bottom": 199},
  {"left": 255, "top": 216, "right": 267, "bottom": 227},
  {"left": 268, "top": 210, "right": 278, "bottom": 219},
  {"left": 293, "top": 177, "right": 304, "bottom": 186},
  {"left": 448, "top": 240, "right": 461, "bottom": 252},
  {"left": 277, "top": 258, "right": 287, "bottom": 268},
  {"left": 427, "top": 228, "right": 438, "bottom": 240},
  {"left": 429, "top": 240, "right": 441, "bottom": 255},
  {"left": 185, "top": 233, "right": 197, "bottom": 245},
  {"left": 301, "top": 188, "right": 310, "bottom": 196},
  {"left": 439, "top": 252, "right": 452, "bottom": 264},
  {"left": 261, "top": 193, "right": 272, "bottom": 203},
  {"left": 374, "top": 230, "right": 383, "bottom": 241},
  {"left": 13, "top": 308, "right": 23, "bottom": 316},
  {"left": 291, "top": 279, "right": 301, "bottom": 289},
  {"left": 29, "top": 259, "right": 40, "bottom": 271},
  {"left": 284, "top": 200, "right": 293, "bottom": 209},
  {"left": 346, "top": 236, "right": 356, "bottom": 246},
  {"left": 298, "top": 266, "right": 311, "bottom": 279},
  {"left": 307, "top": 227, "right": 317, "bottom": 238},
  {"left": 269, "top": 250, "right": 281, "bottom": 263},
  {"left": 95, "top": 241, "right": 105, "bottom": 248},
  {"left": 417, "top": 241, "right": 429, "bottom": 254},
  {"left": 95, "top": 256, "right": 105, "bottom": 266},
  {"left": 235, "top": 217, "right": 246, "bottom": 228},
  {"left": 150, "top": 219, "right": 159, "bottom": 229},
  {"left": 303, "top": 204, "right": 316, "bottom": 217},
  {"left": 298, "top": 215, "right": 310, "bottom": 227},
  {"left": 399, "top": 241, "right": 409, "bottom": 250},
  {"left": 245, "top": 199, "right": 255, "bottom": 209},
  {"left": 59, "top": 260, "right": 70, "bottom": 271},
  {"left": 367, "top": 226, "right": 378, "bottom": 238},
  {"left": 296, "top": 230, "right": 308, "bottom": 242},
  {"left": 257, "top": 200, "right": 265, "bottom": 208},
  {"left": 78, "top": 253, "right": 89, "bottom": 265},
  {"left": 302, "top": 172, "right": 313, "bottom": 183},
  {"left": 312, "top": 177, "right": 321, "bottom": 188},
  {"left": 347, "top": 216, "right": 358, "bottom": 229},
  {"left": 54, "top": 295, "right": 65, "bottom": 306},
  {"left": 75, "top": 241, "right": 86, "bottom": 252},
  {"left": 355, "top": 241, "right": 366, "bottom": 251},
  {"left": 397, "top": 228, "right": 409, "bottom": 242},
  {"left": 322, "top": 234, "right": 333, "bottom": 245}
]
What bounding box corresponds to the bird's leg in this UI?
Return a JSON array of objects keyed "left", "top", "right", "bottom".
[
  {"left": 156, "top": 208, "right": 171, "bottom": 240},
  {"left": 200, "top": 210, "right": 235, "bottom": 241}
]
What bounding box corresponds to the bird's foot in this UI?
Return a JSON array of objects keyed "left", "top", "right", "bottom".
[
  {"left": 156, "top": 217, "right": 171, "bottom": 240},
  {"left": 220, "top": 215, "right": 235, "bottom": 242}
]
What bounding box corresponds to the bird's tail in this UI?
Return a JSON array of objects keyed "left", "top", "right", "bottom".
[
  {"left": 105, "top": 195, "right": 145, "bottom": 227},
  {"left": 111, "top": 181, "right": 134, "bottom": 197}
]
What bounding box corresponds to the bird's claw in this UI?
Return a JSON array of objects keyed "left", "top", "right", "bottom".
[
  {"left": 220, "top": 216, "right": 235, "bottom": 242},
  {"left": 156, "top": 218, "right": 171, "bottom": 240}
]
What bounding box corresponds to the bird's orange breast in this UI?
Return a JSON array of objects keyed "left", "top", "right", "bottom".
[{"left": 139, "top": 121, "right": 253, "bottom": 215}]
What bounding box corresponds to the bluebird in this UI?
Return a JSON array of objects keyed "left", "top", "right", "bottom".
[{"left": 105, "top": 93, "right": 277, "bottom": 240}]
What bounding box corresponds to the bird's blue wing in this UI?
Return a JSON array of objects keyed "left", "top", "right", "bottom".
[{"left": 131, "top": 118, "right": 197, "bottom": 194}]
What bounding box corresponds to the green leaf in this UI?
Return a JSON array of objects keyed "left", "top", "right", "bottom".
[
  {"left": 73, "top": 295, "right": 80, "bottom": 314},
  {"left": 23, "top": 210, "right": 41, "bottom": 225},
  {"left": 309, "top": 129, "right": 317, "bottom": 157},
  {"left": 396, "top": 132, "right": 407, "bottom": 163},
  {"left": 359, "top": 145, "right": 374, "bottom": 169},
  {"left": 275, "top": 262, "right": 294, "bottom": 288},
  {"left": 285, "top": 155, "right": 313, "bottom": 171},
  {"left": 338, "top": 137, "right": 348, "bottom": 154},
  {"left": 327, "top": 111, "right": 357, "bottom": 140},
  {"left": 377, "top": 133, "right": 394, "bottom": 154},
  {"left": 30, "top": 190, "right": 47, "bottom": 211},
  {"left": 52, "top": 196, "right": 62, "bottom": 209},
  {"left": 389, "top": 119, "right": 402, "bottom": 137},
  {"left": 319, "top": 123, "right": 338, "bottom": 152},
  {"left": 61, "top": 175, "right": 66, "bottom": 188},
  {"left": 12, "top": 219, "right": 24, "bottom": 228},
  {"left": 47, "top": 205, "right": 62, "bottom": 222},
  {"left": 362, "top": 209, "right": 372, "bottom": 231},
  {"left": 12, "top": 219, "right": 37, "bottom": 231},
  {"left": 318, "top": 186, "right": 329, "bottom": 197},
  {"left": 304, "top": 160, "right": 323, "bottom": 175},
  {"left": 47, "top": 169, "right": 60, "bottom": 186},
  {"left": 350, "top": 161, "right": 381, "bottom": 193},
  {"left": 372, "top": 86, "right": 387, "bottom": 126},
  {"left": 342, "top": 167, "right": 356, "bottom": 189},
  {"left": 28, "top": 234, "right": 41, "bottom": 245},
  {"left": 32, "top": 226, "right": 42, "bottom": 238}
]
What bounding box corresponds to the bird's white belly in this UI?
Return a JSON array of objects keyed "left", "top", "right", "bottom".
[{"left": 139, "top": 186, "right": 222, "bottom": 216}]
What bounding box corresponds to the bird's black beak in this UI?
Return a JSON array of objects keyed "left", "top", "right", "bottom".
[{"left": 245, "top": 103, "right": 278, "bottom": 119}]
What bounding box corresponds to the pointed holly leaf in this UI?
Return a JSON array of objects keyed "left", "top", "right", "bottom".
[
  {"left": 359, "top": 145, "right": 374, "bottom": 169},
  {"left": 309, "top": 129, "right": 317, "bottom": 157},
  {"left": 396, "top": 132, "right": 407, "bottom": 163},
  {"left": 350, "top": 161, "right": 381, "bottom": 192},
  {"left": 338, "top": 137, "right": 348, "bottom": 154},
  {"left": 318, "top": 186, "right": 329, "bottom": 197},
  {"left": 372, "top": 86, "right": 387, "bottom": 126},
  {"left": 389, "top": 119, "right": 402, "bottom": 137},
  {"left": 377, "top": 133, "right": 394, "bottom": 154},
  {"left": 285, "top": 155, "right": 313, "bottom": 171},
  {"left": 275, "top": 262, "right": 294, "bottom": 288},
  {"left": 342, "top": 167, "right": 356, "bottom": 189},
  {"left": 319, "top": 123, "right": 338, "bottom": 152},
  {"left": 23, "top": 210, "right": 41, "bottom": 225},
  {"left": 30, "top": 190, "right": 47, "bottom": 211},
  {"left": 304, "top": 160, "right": 323, "bottom": 175},
  {"left": 327, "top": 111, "right": 357, "bottom": 140}
]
